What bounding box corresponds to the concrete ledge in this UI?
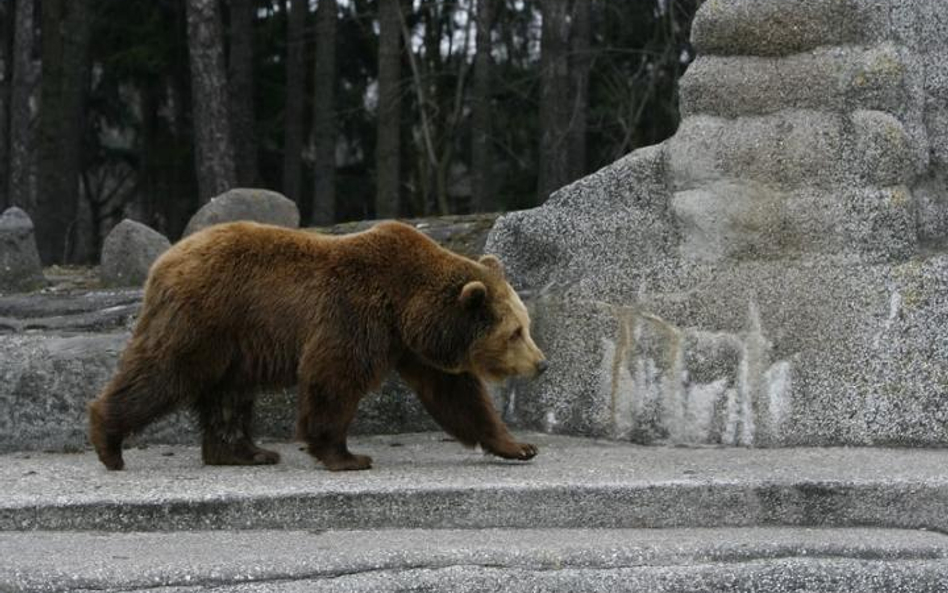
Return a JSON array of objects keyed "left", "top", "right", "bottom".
[
  {"left": 3, "top": 527, "right": 948, "bottom": 592},
  {"left": 3, "top": 433, "right": 948, "bottom": 532}
]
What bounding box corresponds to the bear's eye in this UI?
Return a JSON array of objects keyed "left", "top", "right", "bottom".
[{"left": 510, "top": 327, "right": 523, "bottom": 341}]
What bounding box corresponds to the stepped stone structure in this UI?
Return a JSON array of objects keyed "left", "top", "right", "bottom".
[{"left": 487, "top": 0, "right": 948, "bottom": 446}]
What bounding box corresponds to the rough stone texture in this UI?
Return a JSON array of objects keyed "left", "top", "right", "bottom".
[
  {"left": 100, "top": 219, "right": 172, "bottom": 287},
  {"left": 3, "top": 528, "right": 948, "bottom": 592},
  {"left": 0, "top": 207, "right": 46, "bottom": 293},
  {"left": 183, "top": 188, "right": 300, "bottom": 236},
  {"left": 0, "top": 332, "right": 440, "bottom": 453},
  {"left": 314, "top": 212, "right": 500, "bottom": 258},
  {"left": 150, "top": 562, "right": 948, "bottom": 593},
  {"left": 486, "top": 0, "right": 948, "bottom": 446},
  {"left": 692, "top": 0, "right": 894, "bottom": 58},
  {"left": 3, "top": 434, "right": 948, "bottom": 531}
]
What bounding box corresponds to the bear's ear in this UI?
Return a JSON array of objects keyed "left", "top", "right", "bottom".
[
  {"left": 459, "top": 281, "right": 488, "bottom": 309},
  {"left": 479, "top": 254, "right": 505, "bottom": 278}
]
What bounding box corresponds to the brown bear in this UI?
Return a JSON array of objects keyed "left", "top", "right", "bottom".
[{"left": 88, "top": 220, "right": 547, "bottom": 471}]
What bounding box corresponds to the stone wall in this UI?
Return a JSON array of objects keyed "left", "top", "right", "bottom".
[{"left": 488, "top": 0, "right": 948, "bottom": 446}]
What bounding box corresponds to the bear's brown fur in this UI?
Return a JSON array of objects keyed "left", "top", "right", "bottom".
[{"left": 88, "top": 220, "right": 546, "bottom": 471}]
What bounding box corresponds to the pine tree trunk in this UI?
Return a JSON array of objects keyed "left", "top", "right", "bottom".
[
  {"left": 568, "top": 0, "right": 590, "bottom": 183},
  {"left": 36, "top": 0, "right": 92, "bottom": 263},
  {"left": 537, "top": 0, "right": 571, "bottom": 203},
  {"left": 137, "top": 80, "right": 161, "bottom": 230},
  {"left": 470, "top": 0, "right": 493, "bottom": 213},
  {"left": 8, "top": 0, "right": 34, "bottom": 210},
  {"left": 228, "top": 0, "right": 259, "bottom": 186},
  {"left": 311, "top": 0, "right": 337, "bottom": 225},
  {"left": 0, "top": 1, "right": 11, "bottom": 211},
  {"left": 375, "top": 0, "right": 402, "bottom": 219},
  {"left": 186, "top": 0, "right": 237, "bottom": 203},
  {"left": 167, "top": 0, "right": 198, "bottom": 238},
  {"left": 282, "top": 0, "right": 307, "bottom": 207}
]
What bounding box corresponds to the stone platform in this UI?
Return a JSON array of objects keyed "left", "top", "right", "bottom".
[{"left": 2, "top": 433, "right": 948, "bottom": 591}]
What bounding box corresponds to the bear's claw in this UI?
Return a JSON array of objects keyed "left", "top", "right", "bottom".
[{"left": 487, "top": 441, "right": 538, "bottom": 461}]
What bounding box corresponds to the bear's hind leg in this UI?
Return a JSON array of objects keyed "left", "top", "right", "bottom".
[
  {"left": 88, "top": 364, "right": 183, "bottom": 470},
  {"left": 197, "top": 389, "right": 280, "bottom": 466}
]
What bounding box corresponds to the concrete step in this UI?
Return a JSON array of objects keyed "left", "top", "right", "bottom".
[
  {"left": 3, "top": 433, "right": 948, "bottom": 532},
  {"left": 2, "top": 527, "right": 947, "bottom": 592}
]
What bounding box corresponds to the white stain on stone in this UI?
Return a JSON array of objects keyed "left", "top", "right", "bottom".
[
  {"left": 604, "top": 298, "right": 792, "bottom": 447},
  {"left": 721, "top": 386, "right": 740, "bottom": 445},
  {"left": 765, "top": 361, "right": 792, "bottom": 429},
  {"left": 544, "top": 410, "right": 558, "bottom": 433},
  {"left": 682, "top": 378, "right": 727, "bottom": 443},
  {"left": 610, "top": 336, "right": 636, "bottom": 440},
  {"left": 504, "top": 385, "right": 518, "bottom": 422},
  {"left": 873, "top": 291, "right": 902, "bottom": 348}
]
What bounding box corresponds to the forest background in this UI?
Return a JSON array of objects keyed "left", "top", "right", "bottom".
[{"left": 0, "top": 0, "right": 701, "bottom": 264}]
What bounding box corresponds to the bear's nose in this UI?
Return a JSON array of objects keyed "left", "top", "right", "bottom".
[{"left": 536, "top": 360, "right": 549, "bottom": 375}]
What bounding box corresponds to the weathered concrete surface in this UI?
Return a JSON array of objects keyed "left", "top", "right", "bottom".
[
  {"left": 0, "top": 288, "right": 142, "bottom": 319},
  {"left": 486, "top": 0, "right": 948, "bottom": 447},
  {"left": 142, "top": 561, "right": 948, "bottom": 593},
  {"left": 3, "top": 527, "right": 948, "bottom": 592},
  {"left": 2, "top": 433, "right": 948, "bottom": 532},
  {"left": 100, "top": 219, "right": 171, "bottom": 287}
]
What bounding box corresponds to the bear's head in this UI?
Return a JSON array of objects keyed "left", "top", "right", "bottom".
[
  {"left": 462, "top": 255, "right": 547, "bottom": 382},
  {"left": 401, "top": 254, "right": 547, "bottom": 381}
]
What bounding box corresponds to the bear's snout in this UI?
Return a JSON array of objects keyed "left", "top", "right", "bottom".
[{"left": 535, "top": 359, "right": 549, "bottom": 376}]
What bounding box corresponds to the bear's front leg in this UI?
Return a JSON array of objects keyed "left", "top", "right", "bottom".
[
  {"left": 397, "top": 355, "right": 538, "bottom": 461},
  {"left": 296, "top": 333, "right": 391, "bottom": 471},
  {"left": 296, "top": 374, "right": 374, "bottom": 471}
]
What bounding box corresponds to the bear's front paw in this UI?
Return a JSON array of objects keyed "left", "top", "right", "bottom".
[
  {"left": 322, "top": 452, "right": 373, "bottom": 471},
  {"left": 487, "top": 440, "right": 538, "bottom": 461}
]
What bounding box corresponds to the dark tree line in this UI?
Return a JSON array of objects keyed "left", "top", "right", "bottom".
[{"left": 0, "top": 0, "right": 702, "bottom": 264}]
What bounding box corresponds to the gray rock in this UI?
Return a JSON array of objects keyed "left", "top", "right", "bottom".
[
  {"left": 486, "top": 0, "right": 948, "bottom": 446},
  {"left": 0, "top": 207, "right": 46, "bottom": 293},
  {"left": 681, "top": 44, "right": 913, "bottom": 120},
  {"left": 100, "top": 219, "right": 171, "bottom": 287},
  {"left": 691, "top": 0, "right": 888, "bottom": 58},
  {"left": 184, "top": 188, "right": 300, "bottom": 236},
  {"left": 666, "top": 111, "right": 915, "bottom": 191},
  {"left": 0, "top": 332, "right": 438, "bottom": 453}
]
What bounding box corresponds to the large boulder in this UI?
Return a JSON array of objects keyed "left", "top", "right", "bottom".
[
  {"left": 487, "top": 0, "right": 948, "bottom": 447},
  {"left": 100, "top": 219, "right": 171, "bottom": 287},
  {"left": 0, "top": 207, "right": 46, "bottom": 294},
  {"left": 0, "top": 329, "right": 439, "bottom": 453},
  {"left": 184, "top": 188, "right": 300, "bottom": 236}
]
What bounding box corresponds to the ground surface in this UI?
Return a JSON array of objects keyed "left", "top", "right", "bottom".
[{"left": 3, "top": 433, "right": 948, "bottom": 591}]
